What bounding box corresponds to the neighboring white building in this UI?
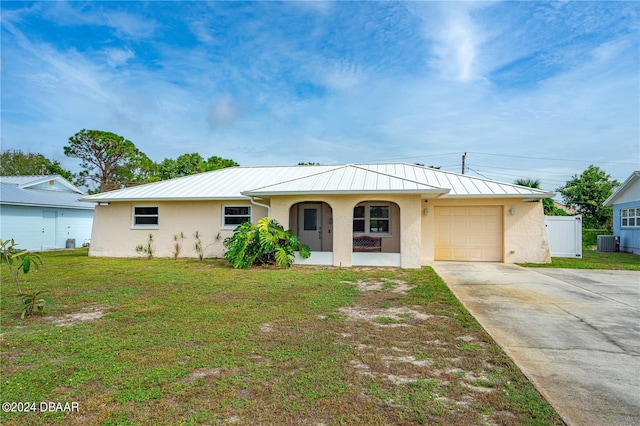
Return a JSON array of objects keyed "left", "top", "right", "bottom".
[
  {"left": 82, "top": 163, "right": 554, "bottom": 268},
  {"left": 0, "top": 175, "right": 94, "bottom": 250}
]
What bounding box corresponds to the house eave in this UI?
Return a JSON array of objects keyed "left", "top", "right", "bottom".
[
  {"left": 240, "top": 189, "right": 450, "bottom": 198},
  {"left": 0, "top": 201, "right": 95, "bottom": 210},
  {"left": 439, "top": 193, "right": 554, "bottom": 199},
  {"left": 80, "top": 196, "right": 252, "bottom": 203},
  {"left": 603, "top": 171, "right": 640, "bottom": 207}
]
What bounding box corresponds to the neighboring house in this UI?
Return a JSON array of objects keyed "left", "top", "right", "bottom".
[
  {"left": 81, "top": 163, "right": 554, "bottom": 268},
  {"left": 603, "top": 171, "right": 640, "bottom": 255},
  {"left": 0, "top": 175, "right": 94, "bottom": 250},
  {"left": 553, "top": 201, "right": 578, "bottom": 215}
]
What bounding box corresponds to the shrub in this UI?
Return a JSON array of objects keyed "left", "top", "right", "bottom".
[
  {"left": 583, "top": 229, "right": 612, "bottom": 248},
  {"left": 223, "top": 217, "right": 311, "bottom": 268}
]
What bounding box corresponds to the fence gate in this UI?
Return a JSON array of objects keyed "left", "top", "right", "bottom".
[{"left": 545, "top": 215, "right": 582, "bottom": 258}]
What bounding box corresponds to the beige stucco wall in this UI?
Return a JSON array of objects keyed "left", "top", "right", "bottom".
[
  {"left": 88, "top": 201, "right": 267, "bottom": 258},
  {"left": 288, "top": 201, "right": 400, "bottom": 253},
  {"left": 270, "top": 194, "right": 422, "bottom": 268},
  {"left": 420, "top": 197, "right": 551, "bottom": 264},
  {"left": 88, "top": 194, "right": 550, "bottom": 266}
]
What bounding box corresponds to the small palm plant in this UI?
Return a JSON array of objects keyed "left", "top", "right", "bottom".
[{"left": 223, "top": 217, "right": 311, "bottom": 268}]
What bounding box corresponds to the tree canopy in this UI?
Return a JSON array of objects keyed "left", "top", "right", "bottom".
[
  {"left": 62, "top": 129, "right": 238, "bottom": 192},
  {"left": 156, "top": 153, "right": 238, "bottom": 180},
  {"left": 0, "top": 150, "right": 73, "bottom": 181},
  {"left": 64, "top": 130, "right": 154, "bottom": 193},
  {"left": 556, "top": 165, "right": 620, "bottom": 229}
]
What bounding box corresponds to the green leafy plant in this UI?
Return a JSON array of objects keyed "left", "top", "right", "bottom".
[
  {"left": 223, "top": 217, "right": 311, "bottom": 268},
  {"left": 171, "top": 232, "right": 185, "bottom": 260},
  {"left": 1, "top": 238, "right": 42, "bottom": 293},
  {"left": 135, "top": 234, "right": 155, "bottom": 259},
  {"left": 18, "top": 290, "right": 53, "bottom": 319},
  {"left": 1, "top": 239, "right": 51, "bottom": 318}
]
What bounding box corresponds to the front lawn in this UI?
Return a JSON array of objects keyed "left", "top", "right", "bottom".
[
  {"left": 1, "top": 249, "right": 562, "bottom": 425},
  {"left": 520, "top": 249, "right": 640, "bottom": 271}
]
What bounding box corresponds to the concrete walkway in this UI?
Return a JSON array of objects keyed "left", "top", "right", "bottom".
[{"left": 430, "top": 262, "right": 640, "bottom": 426}]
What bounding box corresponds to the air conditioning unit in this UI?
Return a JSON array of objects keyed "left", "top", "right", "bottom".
[{"left": 597, "top": 235, "right": 619, "bottom": 252}]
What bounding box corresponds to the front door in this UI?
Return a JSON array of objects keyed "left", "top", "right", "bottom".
[
  {"left": 298, "top": 203, "right": 322, "bottom": 251},
  {"left": 42, "top": 210, "right": 57, "bottom": 249}
]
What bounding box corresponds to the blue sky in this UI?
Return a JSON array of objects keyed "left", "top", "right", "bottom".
[{"left": 1, "top": 1, "right": 638, "bottom": 192}]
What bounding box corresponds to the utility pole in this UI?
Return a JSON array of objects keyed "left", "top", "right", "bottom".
[{"left": 461, "top": 152, "right": 466, "bottom": 174}]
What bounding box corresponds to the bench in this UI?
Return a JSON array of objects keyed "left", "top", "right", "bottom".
[{"left": 353, "top": 235, "right": 382, "bottom": 252}]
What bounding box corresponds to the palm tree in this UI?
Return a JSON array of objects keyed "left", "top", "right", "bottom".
[
  {"left": 514, "top": 178, "right": 565, "bottom": 216},
  {"left": 514, "top": 178, "right": 540, "bottom": 188}
]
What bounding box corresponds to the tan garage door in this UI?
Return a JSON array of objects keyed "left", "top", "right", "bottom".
[{"left": 435, "top": 206, "right": 503, "bottom": 261}]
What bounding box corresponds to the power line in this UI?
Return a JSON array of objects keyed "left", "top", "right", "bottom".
[
  {"left": 466, "top": 151, "right": 638, "bottom": 166},
  {"left": 465, "top": 162, "right": 581, "bottom": 177},
  {"left": 465, "top": 167, "right": 492, "bottom": 180},
  {"left": 358, "top": 152, "right": 461, "bottom": 163}
]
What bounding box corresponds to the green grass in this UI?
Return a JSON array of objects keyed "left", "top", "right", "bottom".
[
  {"left": 1, "top": 249, "right": 563, "bottom": 425},
  {"left": 520, "top": 248, "right": 640, "bottom": 270}
]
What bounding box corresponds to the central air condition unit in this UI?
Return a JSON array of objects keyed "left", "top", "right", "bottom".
[{"left": 597, "top": 235, "right": 619, "bottom": 252}]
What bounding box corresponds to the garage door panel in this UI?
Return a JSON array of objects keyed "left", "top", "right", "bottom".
[
  {"left": 434, "top": 206, "right": 503, "bottom": 262},
  {"left": 452, "top": 235, "right": 468, "bottom": 245}
]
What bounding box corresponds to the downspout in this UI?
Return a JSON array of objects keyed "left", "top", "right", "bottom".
[{"left": 249, "top": 197, "right": 271, "bottom": 217}]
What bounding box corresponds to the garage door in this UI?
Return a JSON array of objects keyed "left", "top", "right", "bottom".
[{"left": 435, "top": 206, "right": 503, "bottom": 261}]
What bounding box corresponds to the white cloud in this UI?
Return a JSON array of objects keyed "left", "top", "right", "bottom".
[
  {"left": 208, "top": 94, "right": 244, "bottom": 131},
  {"left": 1, "top": 0, "right": 637, "bottom": 186},
  {"left": 104, "top": 47, "right": 135, "bottom": 68},
  {"left": 189, "top": 20, "right": 215, "bottom": 44},
  {"left": 319, "top": 61, "right": 366, "bottom": 91},
  {"left": 103, "top": 11, "right": 156, "bottom": 39},
  {"left": 420, "top": 3, "right": 490, "bottom": 82}
]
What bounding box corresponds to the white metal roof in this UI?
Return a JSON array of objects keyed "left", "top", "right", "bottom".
[
  {"left": 358, "top": 164, "right": 553, "bottom": 198},
  {"left": 81, "top": 163, "right": 554, "bottom": 202},
  {"left": 0, "top": 175, "right": 93, "bottom": 209},
  {"left": 242, "top": 164, "right": 448, "bottom": 197}
]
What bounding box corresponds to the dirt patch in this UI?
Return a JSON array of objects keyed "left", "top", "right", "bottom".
[
  {"left": 381, "top": 354, "right": 434, "bottom": 367},
  {"left": 47, "top": 305, "right": 107, "bottom": 327},
  {"left": 339, "top": 306, "right": 432, "bottom": 325},
  {"left": 183, "top": 367, "right": 221, "bottom": 384},
  {"left": 259, "top": 322, "right": 274, "bottom": 333},
  {"left": 347, "top": 278, "right": 413, "bottom": 294}
]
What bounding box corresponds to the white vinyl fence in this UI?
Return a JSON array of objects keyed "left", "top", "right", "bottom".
[{"left": 545, "top": 215, "right": 582, "bottom": 258}]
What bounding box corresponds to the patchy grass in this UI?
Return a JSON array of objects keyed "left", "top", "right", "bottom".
[
  {"left": 520, "top": 249, "right": 640, "bottom": 271},
  {"left": 1, "top": 249, "right": 562, "bottom": 425}
]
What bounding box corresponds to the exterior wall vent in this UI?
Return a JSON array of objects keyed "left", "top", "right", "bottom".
[{"left": 597, "top": 235, "right": 620, "bottom": 252}]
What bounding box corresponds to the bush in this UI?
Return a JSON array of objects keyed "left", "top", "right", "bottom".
[
  {"left": 583, "top": 229, "right": 611, "bottom": 248},
  {"left": 223, "top": 217, "right": 311, "bottom": 268}
]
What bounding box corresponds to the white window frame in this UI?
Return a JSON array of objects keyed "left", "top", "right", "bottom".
[
  {"left": 222, "top": 205, "right": 252, "bottom": 229},
  {"left": 621, "top": 208, "right": 639, "bottom": 228},
  {"left": 132, "top": 206, "right": 159, "bottom": 229},
  {"left": 353, "top": 202, "right": 391, "bottom": 236}
]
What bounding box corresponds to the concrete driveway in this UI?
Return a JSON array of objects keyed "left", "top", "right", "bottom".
[{"left": 430, "top": 262, "right": 640, "bottom": 426}]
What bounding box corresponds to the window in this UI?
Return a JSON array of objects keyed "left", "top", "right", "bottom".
[
  {"left": 353, "top": 203, "right": 390, "bottom": 235},
  {"left": 621, "top": 208, "right": 639, "bottom": 228},
  {"left": 132, "top": 206, "right": 159, "bottom": 228},
  {"left": 303, "top": 208, "right": 317, "bottom": 231},
  {"left": 223, "top": 205, "right": 252, "bottom": 228}
]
